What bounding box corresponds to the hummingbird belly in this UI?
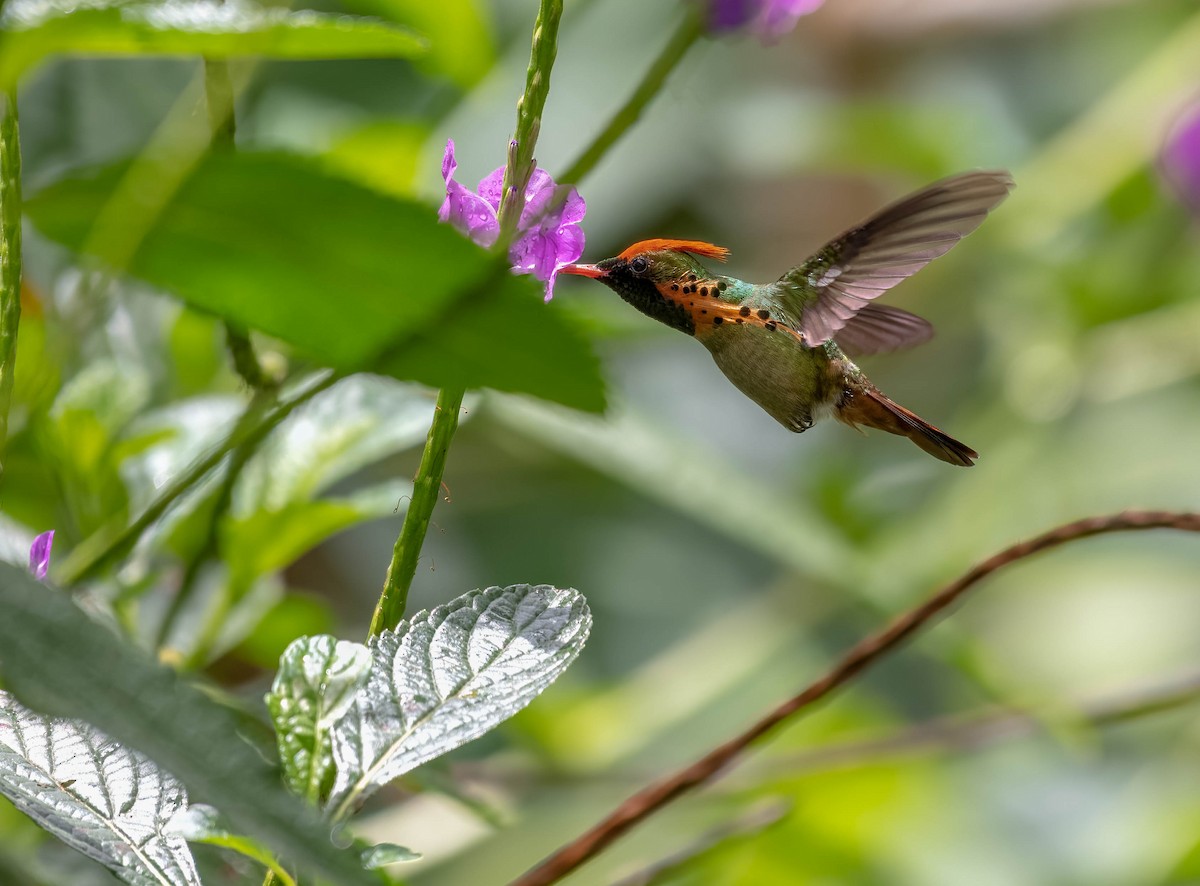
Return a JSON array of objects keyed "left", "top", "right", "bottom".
[{"left": 701, "top": 324, "right": 840, "bottom": 432}]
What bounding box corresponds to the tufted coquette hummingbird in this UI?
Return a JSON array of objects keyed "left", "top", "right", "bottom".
[{"left": 561, "top": 171, "right": 1013, "bottom": 466}]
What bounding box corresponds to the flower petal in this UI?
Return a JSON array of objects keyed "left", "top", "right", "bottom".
[
  {"left": 440, "top": 181, "right": 500, "bottom": 247},
  {"left": 541, "top": 265, "right": 565, "bottom": 303},
  {"left": 708, "top": 0, "right": 759, "bottom": 32},
  {"left": 478, "top": 167, "right": 506, "bottom": 212},
  {"left": 556, "top": 186, "right": 587, "bottom": 226},
  {"left": 753, "top": 0, "right": 822, "bottom": 41},
  {"left": 441, "top": 139, "right": 457, "bottom": 184},
  {"left": 1163, "top": 101, "right": 1200, "bottom": 214},
  {"left": 509, "top": 228, "right": 562, "bottom": 281},
  {"left": 29, "top": 530, "right": 54, "bottom": 581}
]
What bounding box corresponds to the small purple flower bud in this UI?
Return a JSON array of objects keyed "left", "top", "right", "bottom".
[
  {"left": 1162, "top": 101, "right": 1200, "bottom": 215},
  {"left": 29, "top": 530, "right": 54, "bottom": 581}
]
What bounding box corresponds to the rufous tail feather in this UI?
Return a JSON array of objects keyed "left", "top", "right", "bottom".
[{"left": 836, "top": 386, "right": 977, "bottom": 467}]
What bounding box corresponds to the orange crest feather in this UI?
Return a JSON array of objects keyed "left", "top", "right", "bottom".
[{"left": 617, "top": 239, "right": 730, "bottom": 262}]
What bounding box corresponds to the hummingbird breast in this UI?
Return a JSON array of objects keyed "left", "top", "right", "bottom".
[{"left": 701, "top": 323, "right": 843, "bottom": 432}]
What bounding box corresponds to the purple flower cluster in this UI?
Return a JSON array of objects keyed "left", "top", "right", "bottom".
[
  {"left": 708, "top": 0, "right": 823, "bottom": 42},
  {"left": 1163, "top": 101, "right": 1200, "bottom": 215},
  {"left": 439, "top": 140, "right": 586, "bottom": 302}
]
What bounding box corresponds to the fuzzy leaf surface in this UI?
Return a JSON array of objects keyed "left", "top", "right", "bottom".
[
  {"left": 329, "top": 584, "right": 590, "bottom": 816},
  {"left": 266, "top": 636, "right": 372, "bottom": 800},
  {"left": 0, "top": 562, "right": 375, "bottom": 885},
  {"left": 0, "top": 691, "right": 199, "bottom": 886}
]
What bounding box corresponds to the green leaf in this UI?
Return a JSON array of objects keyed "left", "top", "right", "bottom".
[
  {"left": 173, "top": 804, "right": 295, "bottom": 886},
  {"left": 339, "top": 0, "right": 493, "bottom": 89},
  {"left": 359, "top": 841, "right": 420, "bottom": 868},
  {"left": 323, "top": 121, "right": 428, "bottom": 199},
  {"left": 26, "top": 152, "right": 607, "bottom": 412},
  {"left": 0, "top": 562, "right": 376, "bottom": 886},
  {"left": 0, "top": 0, "right": 425, "bottom": 90},
  {"left": 0, "top": 691, "right": 201, "bottom": 886},
  {"left": 265, "top": 636, "right": 372, "bottom": 802},
  {"left": 233, "top": 375, "right": 438, "bottom": 513},
  {"left": 328, "top": 584, "right": 591, "bottom": 819}
]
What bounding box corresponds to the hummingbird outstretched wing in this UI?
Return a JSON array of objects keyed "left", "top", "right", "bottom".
[
  {"left": 777, "top": 170, "right": 1014, "bottom": 347},
  {"left": 833, "top": 304, "right": 933, "bottom": 356}
]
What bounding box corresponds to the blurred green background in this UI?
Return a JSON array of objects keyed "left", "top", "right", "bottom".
[{"left": 6, "top": 0, "right": 1200, "bottom": 883}]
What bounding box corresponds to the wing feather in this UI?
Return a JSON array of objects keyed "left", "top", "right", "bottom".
[
  {"left": 780, "top": 171, "right": 1013, "bottom": 346},
  {"left": 833, "top": 304, "right": 933, "bottom": 356}
]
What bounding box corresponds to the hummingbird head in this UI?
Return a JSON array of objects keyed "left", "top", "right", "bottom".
[
  {"left": 560, "top": 239, "right": 730, "bottom": 335},
  {"left": 562, "top": 239, "right": 729, "bottom": 285}
]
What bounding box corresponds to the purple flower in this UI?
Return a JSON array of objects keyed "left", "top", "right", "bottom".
[
  {"left": 29, "top": 530, "right": 54, "bottom": 581},
  {"left": 707, "top": 0, "right": 823, "bottom": 42},
  {"left": 438, "top": 139, "right": 586, "bottom": 302},
  {"left": 1163, "top": 101, "right": 1200, "bottom": 215}
]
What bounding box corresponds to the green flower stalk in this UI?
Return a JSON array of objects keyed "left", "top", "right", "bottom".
[
  {"left": 0, "top": 90, "right": 21, "bottom": 472},
  {"left": 369, "top": 0, "right": 565, "bottom": 637}
]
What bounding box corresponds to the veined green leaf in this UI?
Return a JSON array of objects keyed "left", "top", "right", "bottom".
[
  {"left": 0, "top": 562, "right": 375, "bottom": 886},
  {"left": 328, "top": 584, "right": 590, "bottom": 819},
  {"left": 0, "top": 690, "right": 201, "bottom": 886},
  {"left": 265, "top": 636, "right": 372, "bottom": 802},
  {"left": 0, "top": 0, "right": 425, "bottom": 90},
  {"left": 26, "top": 152, "right": 607, "bottom": 412}
]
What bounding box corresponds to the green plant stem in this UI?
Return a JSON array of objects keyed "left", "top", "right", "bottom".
[
  {"left": 558, "top": 12, "right": 703, "bottom": 186},
  {"left": 204, "top": 56, "right": 271, "bottom": 391},
  {"left": 497, "top": 0, "right": 563, "bottom": 241},
  {"left": 367, "top": 0, "right": 564, "bottom": 637},
  {"left": 0, "top": 90, "right": 21, "bottom": 474},
  {"left": 57, "top": 371, "right": 338, "bottom": 588},
  {"left": 368, "top": 385, "right": 463, "bottom": 636}
]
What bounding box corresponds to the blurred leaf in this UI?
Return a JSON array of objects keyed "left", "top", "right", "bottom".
[
  {"left": 328, "top": 584, "right": 591, "bottom": 817},
  {"left": 27, "top": 152, "right": 607, "bottom": 411},
  {"left": 324, "top": 120, "right": 428, "bottom": 199},
  {"left": 173, "top": 804, "right": 294, "bottom": 886},
  {"left": 119, "top": 395, "right": 242, "bottom": 514},
  {"left": 234, "top": 594, "right": 337, "bottom": 670},
  {"left": 0, "top": 515, "right": 37, "bottom": 573},
  {"left": 224, "top": 476, "right": 410, "bottom": 583},
  {"left": 0, "top": 0, "right": 425, "bottom": 90},
  {"left": 359, "top": 841, "right": 420, "bottom": 868},
  {"left": 487, "top": 396, "right": 856, "bottom": 584},
  {"left": 339, "top": 0, "right": 492, "bottom": 89},
  {"left": 0, "top": 690, "right": 200, "bottom": 886},
  {"left": 233, "top": 374, "right": 436, "bottom": 515},
  {"left": 265, "top": 636, "right": 372, "bottom": 801},
  {"left": 167, "top": 309, "right": 223, "bottom": 396},
  {"left": 0, "top": 562, "right": 376, "bottom": 886},
  {"left": 49, "top": 358, "right": 151, "bottom": 477}
]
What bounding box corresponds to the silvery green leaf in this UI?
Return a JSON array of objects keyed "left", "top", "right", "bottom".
[
  {"left": 360, "top": 842, "right": 420, "bottom": 868},
  {"left": 0, "top": 691, "right": 200, "bottom": 886},
  {"left": 328, "top": 585, "right": 590, "bottom": 817},
  {"left": 0, "top": 562, "right": 375, "bottom": 885},
  {"left": 266, "top": 636, "right": 372, "bottom": 801}
]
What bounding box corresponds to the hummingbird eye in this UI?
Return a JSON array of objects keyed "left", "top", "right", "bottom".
[{"left": 629, "top": 256, "right": 649, "bottom": 275}]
